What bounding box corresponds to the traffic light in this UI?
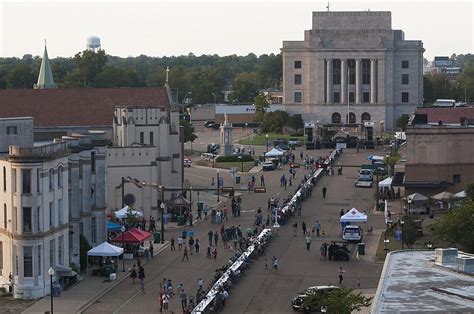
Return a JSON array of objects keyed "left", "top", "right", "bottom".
[{"left": 253, "top": 187, "right": 267, "bottom": 193}]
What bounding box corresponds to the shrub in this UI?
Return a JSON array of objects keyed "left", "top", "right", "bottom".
[{"left": 216, "top": 155, "right": 254, "bottom": 162}]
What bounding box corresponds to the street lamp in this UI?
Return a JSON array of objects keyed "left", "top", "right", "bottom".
[
  {"left": 160, "top": 201, "right": 165, "bottom": 244},
  {"left": 238, "top": 155, "right": 243, "bottom": 172},
  {"left": 383, "top": 233, "right": 390, "bottom": 251},
  {"left": 211, "top": 92, "right": 216, "bottom": 104},
  {"left": 400, "top": 220, "right": 405, "bottom": 249},
  {"left": 265, "top": 134, "right": 269, "bottom": 153},
  {"left": 408, "top": 199, "right": 412, "bottom": 214},
  {"left": 216, "top": 170, "right": 220, "bottom": 202},
  {"left": 121, "top": 225, "right": 126, "bottom": 271},
  {"left": 48, "top": 267, "right": 55, "bottom": 314}
]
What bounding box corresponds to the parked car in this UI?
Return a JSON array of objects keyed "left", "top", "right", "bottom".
[
  {"left": 342, "top": 225, "right": 362, "bottom": 242},
  {"left": 203, "top": 121, "right": 215, "bottom": 127},
  {"left": 291, "top": 286, "right": 340, "bottom": 311},
  {"left": 358, "top": 169, "right": 373, "bottom": 180},
  {"left": 183, "top": 158, "right": 192, "bottom": 167},
  {"left": 262, "top": 161, "right": 276, "bottom": 171},
  {"left": 273, "top": 138, "right": 288, "bottom": 146},
  {"left": 355, "top": 176, "right": 373, "bottom": 188},
  {"left": 329, "top": 242, "right": 351, "bottom": 261},
  {"left": 208, "top": 123, "right": 220, "bottom": 129},
  {"left": 288, "top": 138, "right": 302, "bottom": 147}
]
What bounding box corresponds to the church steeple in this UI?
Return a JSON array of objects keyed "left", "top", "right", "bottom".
[{"left": 34, "top": 40, "right": 56, "bottom": 89}]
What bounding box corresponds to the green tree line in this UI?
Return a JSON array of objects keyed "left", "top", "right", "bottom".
[{"left": 0, "top": 51, "right": 282, "bottom": 104}]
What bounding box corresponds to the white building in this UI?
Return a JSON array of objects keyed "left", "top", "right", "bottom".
[{"left": 282, "top": 11, "right": 424, "bottom": 131}]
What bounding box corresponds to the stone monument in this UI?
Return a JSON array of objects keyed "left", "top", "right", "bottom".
[{"left": 220, "top": 113, "right": 233, "bottom": 156}]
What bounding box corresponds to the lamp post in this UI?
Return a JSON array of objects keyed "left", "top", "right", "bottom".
[
  {"left": 212, "top": 92, "right": 216, "bottom": 104},
  {"left": 238, "top": 155, "right": 243, "bottom": 172},
  {"left": 216, "top": 170, "right": 220, "bottom": 202},
  {"left": 121, "top": 225, "right": 126, "bottom": 271},
  {"left": 400, "top": 220, "right": 405, "bottom": 249},
  {"left": 408, "top": 199, "right": 412, "bottom": 214},
  {"left": 265, "top": 134, "right": 269, "bottom": 153},
  {"left": 160, "top": 200, "right": 165, "bottom": 244},
  {"left": 48, "top": 267, "right": 55, "bottom": 314}
]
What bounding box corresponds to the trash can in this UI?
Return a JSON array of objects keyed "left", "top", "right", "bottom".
[
  {"left": 52, "top": 282, "right": 61, "bottom": 297},
  {"left": 197, "top": 202, "right": 204, "bottom": 211},
  {"left": 235, "top": 176, "right": 241, "bottom": 184},
  {"left": 153, "top": 232, "right": 161, "bottom": 244},
  {"left": 378, "top": 203, "right": 385, "bottom": 211},
  {"left": 357, "top": 243, "right": 366, "bottom": 255},
  {"left": 178, "top": 215, "right": 186, "bottom": 226}
]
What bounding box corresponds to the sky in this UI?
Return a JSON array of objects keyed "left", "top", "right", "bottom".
[{"left": 0, "top": 0, "right": 472, "bottom": 60}]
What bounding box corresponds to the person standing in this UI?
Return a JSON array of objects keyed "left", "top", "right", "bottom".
[
  {"left": 182, "top": 245, "right": 189, "bottom": 262},
  {"left": 208, "top": 230, "right": 213, "bottom": 247},
  {"left": 272, "top": 256, "right": 278, "bottom": 270},
  {"left": 293, "top": 221, "right": 298, "bottom": 236},
  {"left": 212, "top": 246, "right": 217, "bottom": 260},
  {"left": 223, "top": 206, "right": 229, "bottom": 221},
  {"left": 198, "top": 278, "right": 203, "bottom": 291},
  {"left": 149, "top": 241, "right": 154, "bottom": 259},
  {"left": 315, "top": 221, "right": 321, "bottom": 237},
  {"left": 260, "top": 174, "right": 265, "bottom": 187},
  {"left": 138, "top": 266, "right": 145, "bottom": 293},
  {"left": 305, "top": 235, "right": 311, "bottom": 251},
  {"left": 322, "top": 186, "right": 327, "bottom": 199},
  {"left": 162, "top": 292, "right": 170, "bottom": 313},
  {"left": 340, "top": 208, "right": 345, "bottom": 217},
  {"left": 130, "top": 264, "right": 137, "bottom": 284},
  {"left": 195, "top": 238, "right": 200, "bottom": 254},
  {"left": 339, "top": 267, "right": 345, "bottom": 285},
  {"left": 197, "top": 205, "right": 202, "bottom": 220},
  {"left": 189, "top": 237, "right": 195, "bottom": 255},
  {"left": 214, "top": 231, "right": 219, "bottom": 246},
  {"left": 177, "top": 236, "right": 183, "bottom": 250},
  {"left": 320, "top": 244, "right": 326, "bottom": 261},
  {"left": 180, "top": 289, "right": 188, "bottom": 311},
  {"left": 302, "top": 221, "right": 307, "bottom": 235},
  {"left": 170, "top": 237, "right": 175, "bottom": 251}
]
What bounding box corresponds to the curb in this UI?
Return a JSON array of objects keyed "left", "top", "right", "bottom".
[{"left": 77, "top": 242, "right": 170, "bottom": 313}]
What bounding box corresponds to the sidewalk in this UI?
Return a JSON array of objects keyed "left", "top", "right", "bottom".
[
  {"left": 356, "top": 229, "right": 383, "bottom": 263},
  {"left": 22, "top": 243, "right": 169, "bottom": 314}
]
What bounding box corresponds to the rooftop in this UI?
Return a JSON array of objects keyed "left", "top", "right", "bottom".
[
  {"left": 0, "top": 87, "right": 170, "bottom": 128},
  {"left": 415, "top": 107, "right": 474, "bottom": 125},
  {"left": 372, "top": 250, "right": 474, "bottom": 313}
]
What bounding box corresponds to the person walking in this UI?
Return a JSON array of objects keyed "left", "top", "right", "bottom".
[
  {"left": 170, "top": 237, "right": 175, "bottom": 251},
  {"left": 260, "top": 174, "right": 265, "bottom": 187},
  {"left": 293, "top": 221, "right": 298, "bottom": 236},
  {"left": 162, "top": 292, "right": 170, "bottom": 313},
  {"left": 340, "top": 208, "right": 345, "bottom": 217},
  {"left": 198, "top": 278, "right": 203, "bottom": 290},
  {"left": 223, "top": 206, "right": 229, "bottom": 221},
  {"left": 149, "top": 241, "right": 154, "bottom": 259},
  {"left": 305, "top": 235, "right": 311, "bottom": 251},
  {"left": 177, "top": 236, "right": 183, "bottom": 250},
  {"left": 203, "top": 204, "right": 209, "bottom": 220},
  {"left": 322, "top": 186, "right": 327, "bottom": 199},
  {"left": 197, "top": 205, "right": 202, "bottom": 220},
  {"left": 212, "top": 246, "right": 217, "bottom": 260},
  {"left": 182, "top": 245, "right": 189, "bottom": 262},
  {"left": 195, "top": 238, "right": 200, "bottom": 254},
  {"left": 130, "top": 264, "right": 137, "bottom": 284},
  {"left": 208, "top": 230, "right": 213, "bottom": 247},
  {"left": 272, "top": 256, "right": 278, "bottom": 270},
  {"left": 320, "top": 244, "right": 326, "bottom": 261},
  {"left": 189, "top": 237, "right": 195, "bottom": 255},
  {"left": 214, "top": 231, "right": 219, "bottom": 246},
  {"left": 315, "top": 221, "right": 321, "bottom": 237},
  {"left": 339, "top": 267, "right": 345, "bottom": 285},
  {"left": 180, "top": 289, "right": 188, "bottom": 311},
  {"left": 138, "top": 266, "right": 146, "bottom": 293},
  {"left": 302, "top": 221, "right": 307, "bottom": 235}
]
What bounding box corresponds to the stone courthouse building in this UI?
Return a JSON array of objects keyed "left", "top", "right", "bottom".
[{"left": 282, "top": 11, "right": 424, "bottom": 131}]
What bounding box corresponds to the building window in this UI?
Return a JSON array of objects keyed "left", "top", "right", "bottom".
[
  {"left": 23, "top": 207, "right": 32, "bottom": 233},
  {"left": 402, "top": 74, "right": 409, "bottom": 85},
  {"left": 49, "top": 202, "right": 54, "bottom": 228},
  {"left": 294, "top": 74, "right": 302, "bottom": 85},
  {"left": 91, "top": 151, "right": 96, "bottom": 173},
  {"left": 23, "top": 246, "right": 33, "bottom": 277},
  {"left": 402, "top": 60, "right": 409, "bottom": 69},
  {"left": 57, "top": 166, "right": 63, "bottom": 188},
  {"left": 294, "top": 61, "right": 302, "bottom": 69},
  {"left": 37, "top": 206, "right": 41, "bottom": 232},
  {"left": 37, "top": 245, "right": 42, "bottom": 276},
  {"left": 331, "top": 113, "right": 341, "bottom": 124},
  {"left": 149, "top": 132, "right": 154, "bottom": 145},
  {"left": 361, "top": 112, "right": 371, "bottom": 122},
  {"left": 294, "top": 92, "right": 302, "bottom": 103},
  {"left": 13, "top": 207, "right": 17, "bottom": 232},
  {"left": 58, "top": 236, "right": 63, "bottom": 265},
  {"left": 348, "top": 60, "right": 356, "bottom": 84},
  {"left": 362, "top": 59, "right": 371, "bottom": 84},
  {"left": 49, "top": 169, "right": 54, "bottom": 190},
  {"left": 346, "top": 112, "right": 356, "bottom": 124},
  {"left": 6, "top": 126, "right": 17, "bottom": 135},
  {"left": 140, "top": 132, "right": 145, "bottom": 144},
  {"left": 349, "top": 92, "right": 355, "bottom": 103},
  {"left": 333, "top": 92, "right": 340, "bottom": 103},
  {"left": 363, "top": 92, "right": 370, "bottom": 103},
  {"left": 36, "top": 169, "right": 41, "bottom": 193},
  {"left": 332, "top": 59, "right": 341, "bottom": 85},
  {"left": 402, "top": 92, "right": 409, "bottom": 103},
  {"left": 49, "top": 239, "right": 55, "bottom": 267},
  {"left": 91, "top": 217, "right": 97, "bottom": 244},
  {"left": 12, "top": 169, "right": 16, "bottom": 193},
  {"left": 453, "top": 174, "right": 461, "bottom": 184},
  {"left": 3, "top": 204, "right": 6, "bottom": 229},
  {"left": 2, "top": 167, "right": 5, "bottom": 192},
  {"left": 57, "top": 199, "right": 63, "bottom": 225},
  {"left": 21, "top": 169, "right": 31, "bottom": 194}
]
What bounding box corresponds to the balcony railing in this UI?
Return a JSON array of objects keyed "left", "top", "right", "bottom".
[{"left": 9, "top": 142, "right": 69, "bottom": 158}]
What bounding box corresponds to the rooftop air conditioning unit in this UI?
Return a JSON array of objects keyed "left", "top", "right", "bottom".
[
  {"left": 456, "top": 257, "right": 474, "bottom": 273},
  {"left": 435, "top": 248, "right": 458, "bottom": 265}
]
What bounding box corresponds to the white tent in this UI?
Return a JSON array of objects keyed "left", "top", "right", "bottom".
[
  {"left": 454, "top": 190, "right": 466, "bottom": 198},
  {"left": 378, "top": 177, "right": 393, "bottom": 188},
  {"left": 432, "top": 191, "right": 455, "bottom": 201},
  {"left": 87, "top": 242, "right": 124, "bottom": 257},
  {"left": 340, "top": 208, "right": 368, "bottom": 223},
  {"left": 114, "top": 206, "right": 143, "bottom": 219},
  {"left": 265, "top": 148, "right": 284, "bottom": 157},
  {"left": 404, "top": 193, "right": 428, "bottom": 202}
]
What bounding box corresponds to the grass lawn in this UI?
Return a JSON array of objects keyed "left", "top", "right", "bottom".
[
  {"left": 239, "top": 133, "right": 305, "bottom": 146},
  {"left": 375, "top": 230, "right": 438, "bottom": 262},
  {"left": 194, "top": 160, "right": 256, "bottom": 172}
]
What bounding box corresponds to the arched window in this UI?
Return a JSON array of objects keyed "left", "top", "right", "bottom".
[
  {"left": 361, "top": 112, "right": 371, "bottom": 122},
  {"left": 331, "top": 112, "right": 341, "bottom": 124},
  {"left": 57, "top": 166, "right": 63, "bottom": 188},
  {"left": 346, "top": 112, "right": 356, "bottom": 124}
]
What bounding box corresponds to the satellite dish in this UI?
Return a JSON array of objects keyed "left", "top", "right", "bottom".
[{"left": 123, "top": 194, "right": 136, "bottom": 206}]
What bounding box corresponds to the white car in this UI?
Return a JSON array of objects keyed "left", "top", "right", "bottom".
[
  {"left": 183, "top": 158, "right": 192, "bottom": 167},
  {"left": 342, "top": 225, "right": 362, "bottom": 241}
]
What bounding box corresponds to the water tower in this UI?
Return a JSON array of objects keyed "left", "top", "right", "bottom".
[{"left": 86, "top": 36, "right": 101, "bottom": 51}]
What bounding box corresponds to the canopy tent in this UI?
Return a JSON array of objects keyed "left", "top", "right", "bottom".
[
  {"left": 87, "top": 242, "right": 124, "bottom": 257},
  {"left": 265, "top": 148, "right": 284, "bottom": 157},
  {"left": 432, "top": 191, "right": 455, "bottom": 201},
  {"left": 378, "top": 177, "right": 393, "bottom": 188},
  {"left": 404, "top": 193, "right": 428, "bottom": 202},
  {"left": 367, "top": 155, "right": 384, "bottom": 162},
  {"left": 107, "top": 221, "right": 122, "bottom": 231},
  {"left": 110, "top": 228, "right": 152, "bottom": 244},
  {"left": 340, "top": 208, "right": 368, "bottom": 223},
  {"left": 454, "top": 190, "right": 466, "bottom": 198},
  {"left": 114, "top": 206, "right": 143, "bottom": 219}
]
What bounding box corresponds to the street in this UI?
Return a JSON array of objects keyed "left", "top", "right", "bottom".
[{"left": 84, "top": 147, "right": 385, "bottom": 313}]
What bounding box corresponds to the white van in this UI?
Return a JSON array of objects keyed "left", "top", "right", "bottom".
[
  {"left": 432, "top": 99, "right": 455, "bottom": 108},
  {"left": 342, "top": 225, "right": 362, "bottom": 241}
]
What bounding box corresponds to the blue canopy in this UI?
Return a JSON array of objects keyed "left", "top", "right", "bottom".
[{"left": 107, "top": 221, "right": 122, "bottom": 231}]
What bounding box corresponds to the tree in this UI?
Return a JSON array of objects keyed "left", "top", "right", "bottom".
[
  {"left": 401, "top": 214, "right": 422, "bottom": 249},
  {"left": 431, "top": 201, "right": 474, "bottom": 253},
  {"left": 229, "top": 72, "right": 259, "bottom": 102},
  {"left": 73, "top": 49, "right": 107, "bottom": 86},
  {"left": 180, "top": 120, "right": 197, "bottom": 150},
  {"left": 79, "top": 235, "right": 92, "bottom": 272},
  {"left": 254, "top": 93, "right": 270, "bottom": 121},
  {"left": 4, "top": 63, "right": 37, "bottom": 88},
  {"left": 261, "top": 110, "right": 289, "bottom": 133},
  {"left": 302, "top": 287, "right": 372, "bottom": 314},
  {"left": 287, "top": 114, "right": 304, "bottom": 133},
  {"left": 395, "top": 114, "right": 410, "bottom": 131}
]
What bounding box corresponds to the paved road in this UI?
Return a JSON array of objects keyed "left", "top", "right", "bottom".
[{"left": 85, "top": 147, "right": 385, "bottom": 313}]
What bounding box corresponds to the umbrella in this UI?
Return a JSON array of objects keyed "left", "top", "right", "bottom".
[
  {"left": 432, "top": 191, "right": 455, "bottom": 201},
  {"left": 454, "top": 190, "right": 466, "bottom": 198},
  {"left": 404, "top": 193, "right": 428, "bottom": 202}
]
